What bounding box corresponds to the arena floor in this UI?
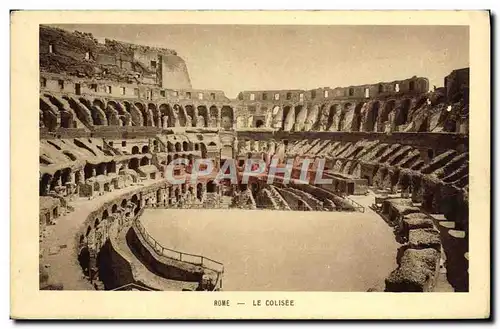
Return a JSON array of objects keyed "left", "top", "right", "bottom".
[{"left": 140, "top": 207, "right": 399, "bottom": 291}]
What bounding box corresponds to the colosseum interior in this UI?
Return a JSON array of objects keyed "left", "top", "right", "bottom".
[{"left": 39, "top": 25, "right": 469, "bottom": 292}]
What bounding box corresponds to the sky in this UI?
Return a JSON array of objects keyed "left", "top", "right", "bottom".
[{"left": 52, "top": 24, "right": 469, "bottom": 98}]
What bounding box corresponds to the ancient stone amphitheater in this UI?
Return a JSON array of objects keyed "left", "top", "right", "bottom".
[{"left": 39, "top": 25, "right": 469, "bottom": 292}]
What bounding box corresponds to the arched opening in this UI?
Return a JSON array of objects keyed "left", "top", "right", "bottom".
[
  {"left": 207, "top": 180, "right": 216, "bottom": 193},
  {"left": 128, "top": 158, "right": 139, "bottom": 170},
  {"left": 147, "top": 102, "right": 158, "bottom": 123},
  {"left": 185, "top": 105, "right": 196, "bottom": 126},
  {"left": 111, "top": 204, "right": 118, "bottom": 213},
  {"left": 365, "top": 101, "right": 380, "bottom": 132},
  {"left": 60, "top": 168, "right": 71, "bottom": 186},
  {"left": 131, "top": 146, "right": 140, "bottom": 154},
  {"left": 209, "top": 106, "right": 219, "bottom": 128},
  {"left": 174, "top": 105, "right": 187, "bottom": 127},
  {"left": 175, "top": 142, "right": 182, "bottom": 152},
  {"left": 197, "top": 105, "right": 208, "bottom": 127},
  {"left": 95, "top": 163, "right": 106, "bottom": 176},
  {"left": 60, "top": 111, "right": 74, "bottom": 128},
  {"left": 338, "top": 103, "right": 351, "bottom": 131},
  {"left": 282, "top": 106, "right": 291, "bottom": 130},
  {"left": 378, "top": 100, "right": 396, "bottom": 132},
  {"left": 167, "top": 154, "right": 173, "bottom": 164},
  {"left": 182, "top": 141, "right": 188, "bottom": 151},
  {"left": 220, "top": 106, "right": 234, "bottom": 130},
  {"left": 351, "top": 103, "right": 364, "bottom": 132},
  {"left": 102, "top": 210, "right": 109, "bottom": 220},
  {"left": 327, "top": 104, "right": 340, "bottom": 130},
  {"left": 395, "top": 99, "right": 412, "bottom": 127},
  {"left": 131, "top": 195, "right": 140, "bottom": 215},
  {"left": 106, "top": 161, "right": 116, "bottom": 174},
  {"left": 409, "top": 80, "right": 415, "bottom": 91},
  {"left": 167, "top": 142, "right": 174, "bottom": 152},
  {"left": 141, "top": 145, "right": 149, "bottom": 154},
  {"left": 134, "top": 102, "right": 150, "bottom": 126},
  {"left": 94, "top": 218, "right": 100, "bottom": 229},
  {"left": 255, "top": 119, "right": 264, "bottom": 128},
  {"left": 140, "top": 156, "right": 150, "bottom": 166},
  {"left": 417, "top": 116, "right": 429, "bottom": 132},
  {"left": 93, "top": 99, "right": 105, "bottom": 110},
  {"left": 39, "top": 174, "right": 52, "bottom": 195},
  {"left": 194, "top": 143, "right": 199, "bottom": 151},
  {"left": 121, "top": 199, "right": 127, "bottom": 208},
  {"left": 84, "top": 164, "right": 94, "bottom": 180},
  {"left": 159, "top": 104, "right": 174, "bottom": 127}
]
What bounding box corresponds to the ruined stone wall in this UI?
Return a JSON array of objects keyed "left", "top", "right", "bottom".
[{"left": 40, "top": 25, "right": 189, "bottom": 89}]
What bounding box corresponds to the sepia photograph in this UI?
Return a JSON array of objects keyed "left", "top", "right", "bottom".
[{"left": 10, "top": 10, "right": 490, "bottom": 319}]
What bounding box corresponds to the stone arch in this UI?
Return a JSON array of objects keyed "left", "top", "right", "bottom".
[
  {"left": 209, "top": 105, "right": 219, "bottom": 128},
  {"left": 131, "top": 146, "right": 140, "bottom": 154},
  {"left": 83, "top": 163, "right": 94, "bottom": 180},
  {"left": 294, "top": 105, "right": 307, "bottom": 131},
  {"left": 59, "top": 110, "right": 75, "bottom": 128},
  {"left": 395, "top": 98, "right": 412, "bottom": 127},
  {"left": 138, "top": 102, "right": 154, "bottom": 126},
  {"left": 175, "top": 142, "right": 182, "bottom": 152},
  {"left": 378, "top": 100, "right": 397, "bottom": 132},
  {"left": 338, "top": 103, "right": 352, "bottom": 131},
  {"left": 106, "top": 161, "right": 116, "bottom": 174},
  {"left": 39, "top": 173, "right": 52, "bottom": 195},
  {"left": 142, "top": 145, "right": 149, "bottom": 154},
  {"left": 282, "top": 105, "right": 293, "bottom": 131},
  {"left": 167, "top": 141, "right": 174, "bottom": 152},
  {"left": 134, "top": 102, "right": 148, "bottom": 126},
  {"left": 182, "top": 141, "right": 189, "bottom": 151},
  {"left": 159, "top": 103, "right": 174, "bottom": 128},
  {"left": 128, "top": 158, "right": 139, "bottom": 170},
  {"left": 351, "top": 102, "right": 365, "bottom": 132},
  {"left": 173, "top": 104, "right": 187, "bottom": 127},
  {"left": 104, "top": 101, "right": 121, "bottom": 126},
  {"left": 184, "top": 105, "right": 196, "bottom": 127},
  {"left": 200, "top": 143, "right": 208, "bottom": 159},
  {"left": 197, "top": 105, "right": 209, "bottom": 128},
  {"left": 140, "top": 156, "right": 149, "bottom": 166},
  {"left": 148, "top": 103, "right": 160, "bottom": 127},
  {"left": 221, "top": 106, "right": 234, "bottom": 130},
  {"left": 93, "top": 99, "right": 105, "bottom": 110},
  {"left": 364, "top": 101, "right": 380, "bottom": 132},
  {"left": 327, "top": 104, "right": 340, "bottom": 131}
]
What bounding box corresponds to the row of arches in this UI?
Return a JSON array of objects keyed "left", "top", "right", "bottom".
[
  {"left": 41, "top": 93, "right": 237, "bottom": 130},
  {"left": 232, "top": 97, "right": 423, "bottom": 132},
  {"left": 41, "top": 92, "right": 427, "bottom": 133}
]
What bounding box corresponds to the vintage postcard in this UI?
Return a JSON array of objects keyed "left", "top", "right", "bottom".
[{"left": 10, "top": 10, "right": 490, "bottom": 319}]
